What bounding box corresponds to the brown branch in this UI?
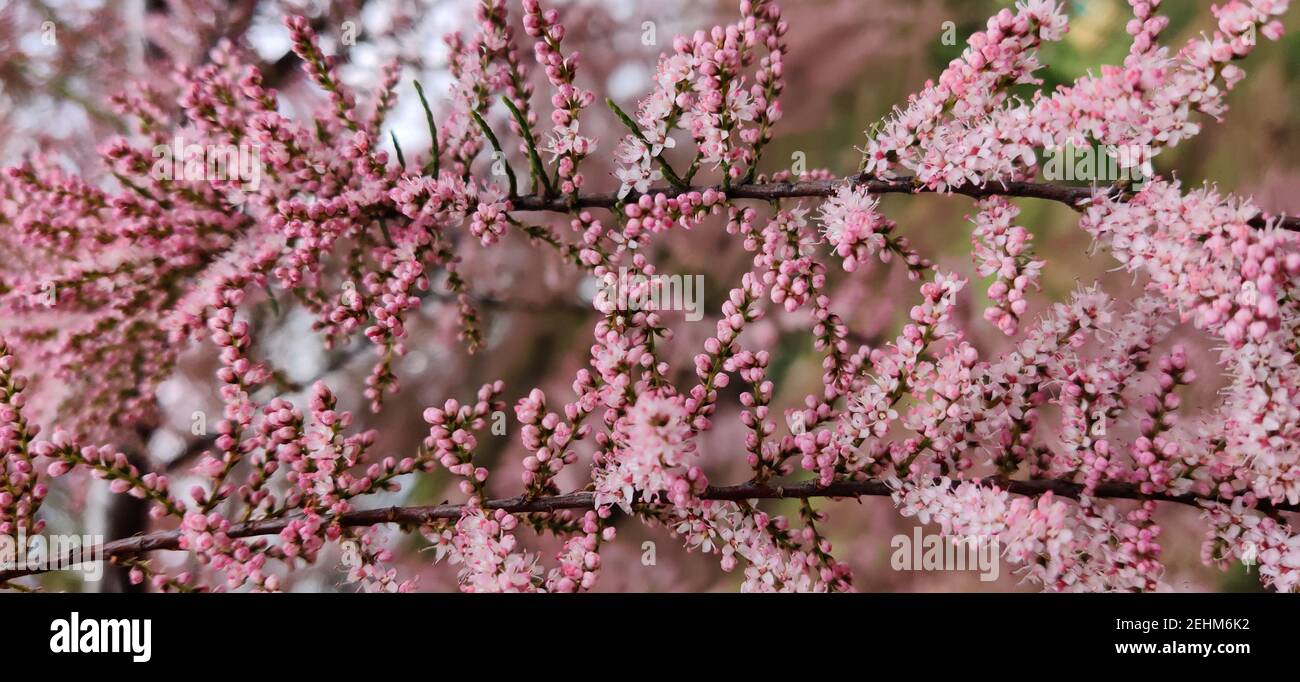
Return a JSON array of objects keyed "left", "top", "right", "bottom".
[
  {"left": 4, "top": 475, "right": 1293, "bottom": 583},
  {"left": 505, "top": 176, "right": 1300, "bottom": 231}
]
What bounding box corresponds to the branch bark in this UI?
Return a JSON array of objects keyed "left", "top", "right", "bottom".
[
  {"left": 504, "top": 175, "right": 1300, "bottom": 231},
  {"left": 4, "top": 475, "right": 1292, "bottom": 583}
]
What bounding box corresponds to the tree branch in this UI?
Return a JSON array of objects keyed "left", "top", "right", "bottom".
[
  {"left": 4, "top": 475, "right": 1292, "bottom": 583},
  {"left": 502, "top": 175, "right": 1299, "bottom": 231}
]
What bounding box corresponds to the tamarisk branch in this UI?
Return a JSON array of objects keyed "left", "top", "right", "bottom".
[
  {"left": 3, "top": 475, "right": 1294, "bottom": 584},
  {"left": 501, "top": 175, "right": 1300, "bottom": 232}
]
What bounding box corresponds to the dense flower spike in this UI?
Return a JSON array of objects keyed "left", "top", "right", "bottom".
[
  {"left": 594, "top": 391, "right": 706, "bottom": 513},
  {"left": 423, "top": 381, "right": 507, "bottom": 501},
  {"left": 522, "top": 0, "right": 596, "bottom": 197},
  {"left": 817, "top": 184, "right": 929, "bottom": 276},
  {"left": 0, "top": 338, "right": 45, "bottom": 537},
  {"left": 969, "top": 196, "right": 1043, "bottom": 335},
  {"left": 1, "top": 0, "right": 1297, "bottom": 595},
  {"left": 440, "top": 506, "right": 543, "bottom": 592}
]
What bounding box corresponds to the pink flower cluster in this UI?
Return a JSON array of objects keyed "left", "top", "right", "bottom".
[
  {"left": 594, "top": 391, "right": 706, "bottom": 513},
  {"left": 892, "top": 478, "right": 1166, "bottom": 591},
  {"left": 613, "top": 0, "right": 786, "bottom": 196},
  {"left": 817, "top": 184, "right": 889, "bottom": 273},
  {"left": 522, "top": 0, "right": 596, "bottom": 196},
  {"left": 1082, "top": 179, "right": 1300, "bottom": 507},
  {"left": 0, "top": 341, "right": 43, "bottom": 537},
  {"left": 864, "top": 0, "right": 1287, "bottom": 192},
  {"left": 423, "top": 381, "right": 507, "bottom": 501},
  {"left": 516, "top": 385, "right": 594, "bottom": 497},
  {"left": 442, "top": 506, "right": 542, "bottom": 593},
  {"left": 969, "top": 196, "right": 1043, "bottom": 335},
  {"left": 1203, "top": 499, "right": 1300, "bottom": 593},
  {"left": 862, "top": 0, "right": 1067, "bottom": 186}
]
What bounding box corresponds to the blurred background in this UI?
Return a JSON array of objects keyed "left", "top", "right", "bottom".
[{"left": 2, "top": 0, "right": 1296, "bottom": 592}]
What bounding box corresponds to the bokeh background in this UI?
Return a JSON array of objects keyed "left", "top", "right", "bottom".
[{"left": 2, "top": 0, "right": 1297, "bottom": 591}]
